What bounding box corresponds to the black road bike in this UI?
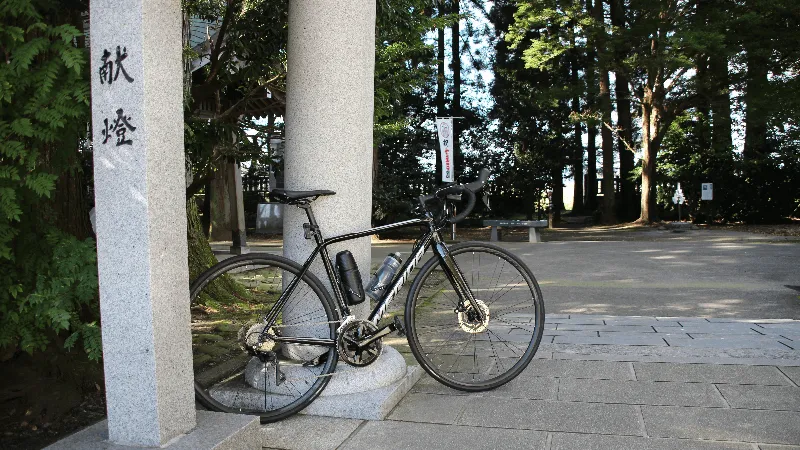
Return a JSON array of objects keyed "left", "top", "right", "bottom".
[{"left": 190, "top": 169, "right": 545, "bottom": 422}]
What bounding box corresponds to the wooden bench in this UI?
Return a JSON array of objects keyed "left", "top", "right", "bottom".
[{"left": 483, "top": 220, "right": 548, "bottom": 243}]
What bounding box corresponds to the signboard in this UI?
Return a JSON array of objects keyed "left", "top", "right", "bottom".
[
  {"left": 436, "top": 118, "right": 454, "bottom": 182},
  {"left": 672, "top": 182, "right": 685, "bottom": 205},
  {"left": 701, "top": 183, "right": 713, "bottom": 201}
]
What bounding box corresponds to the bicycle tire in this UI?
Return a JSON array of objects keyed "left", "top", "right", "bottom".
[
  {"left": 190, "top": 253, "right": 339, "bottom": 422},
  {"left": 405, "top": 242, "right": 544, "bottom": 391}
]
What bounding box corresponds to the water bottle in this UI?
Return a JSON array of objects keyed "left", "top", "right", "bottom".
[{"left": 365, "top": 253, "right": 403, "bottom": 301}]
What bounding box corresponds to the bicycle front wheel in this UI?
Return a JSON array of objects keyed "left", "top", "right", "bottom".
[
  {"left": 190, "top": 254, "right": 338, "bottom": 423},
  {"left": 405, "top": 242, "right": 544, "bottom": 391}
]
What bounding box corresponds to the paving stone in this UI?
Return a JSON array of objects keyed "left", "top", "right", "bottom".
[
  {"left": 479, "top": 375, "right": 559, "bottom": 400},
  {"left": 652, "top": 324, "right": 765, "bottom": 335},
  {"left": 546, "top": 313, "right": 571, "bottom": 319},
  {"left": 664, "top": 336, "right": 792, "bottom": 350},
  {"left": 558, "top": 378, "right": 727, "bottom": 407},
  {"left": 757, "top": 324, "right": 800, "bottom": 335},
  {"left": 643, "top": 405, "right": 800, "bottom": 444},
  {"left": 656, "top": 317, "right": 711, "bottom": 325},
  {"left": 779, "top": 367, "right": 800, "bottom": 386},
  {"left": 634, "top": 362, "right": 791, "bottom": 385},
  {"left": 567, "top": 314, "right": 620, "bottom": 319},
  {"left": 548, "top": 318, "right": 607, "bottom": 325},
  {"left": 259, "top": 414, "right": 362, "bottom": 450},
  {"left": 549, "top": 433, "right": 753, "bottom": 450},
  {"left": 717, "top": 384, "right": 800, "bottom": 411},
  {"left": 598, "top": 331, "right": 687, "bottom": 338},
  {"left": 555, "top": 324, "right": 657, "bottom": 332},
  {"left": 544, "top": 330, "right": 601, "bottom": 337},
  {"left": 521, "top": 359, "right": 635, "bottom": 380},
  {"left": 709, "top": 318, "right": 798, "bottom": 324},
  {"left": 458, "top": 397, "right": 642, "bottom": 435},
  {"left": 553, "top": 334, "right": 667, "bottom": 346},
  {"left": 387, "top": 392, "right": 470, "bottom": 424},
  {"left": 411, "top": 374, "right": 472, "bottom": 396},
  {"left": 340, "top": 421, "right": 548, "bottom": 450},
  {"left": 602, "top": 317, "right": 663, "bottom": 327}
]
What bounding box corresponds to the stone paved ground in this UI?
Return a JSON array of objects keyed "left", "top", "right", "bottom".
[{"left": 259, "top": 314, "right": 800, "bottom": 450}]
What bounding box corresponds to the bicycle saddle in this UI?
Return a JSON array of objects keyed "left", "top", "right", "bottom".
[{"left": 269, "top": 189, "right": 336, "bottom": 204}]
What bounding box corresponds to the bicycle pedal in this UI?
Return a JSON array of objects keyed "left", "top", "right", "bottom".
[{"left": 393, "top": 315, "right": 406, "bottom": 336}]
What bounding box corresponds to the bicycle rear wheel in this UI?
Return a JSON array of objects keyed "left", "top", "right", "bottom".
[
  {"left": 190, "top": 254, "right": 338, "bottom": 422},
  {"left": 405, "top": 242, "right": 544, "bottom": 391}
]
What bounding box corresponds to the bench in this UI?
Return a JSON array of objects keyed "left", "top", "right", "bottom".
[{"left": 483, "top": 220, "right": 548, "bottom": 243}]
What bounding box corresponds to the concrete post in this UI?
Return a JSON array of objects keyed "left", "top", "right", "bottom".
[
  {"left": 65, "top": 1, "right": 262, "bottom": 448},
  {"left": 277, "top": 0, "right": 421, "bottom": 419},
  {"left": 283, "top": 0, "right": 375, "bottom": 320},
  {"left": 89, "top": 0, "right": 194, "bottom": 445}
]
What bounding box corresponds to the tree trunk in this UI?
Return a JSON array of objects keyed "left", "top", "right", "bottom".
[
  {"left": 186, "top": 199, "right": 247, "bottom": 305},
  {"left": 572, "top": 92, "right": 584, "bottom": 214},
  {"left": 451, "top": 0, "right": 461, "bottom": 179},
  {"left": 585, "top": 0, "right": 598, "bottom": 214},
  {"left": 710, "top": 52, "right": 732, "bottom": 153},
  {"left": 586, "top": 125, "right": 598, "bottom": 213},
  {"left": 598, "top": 72, "right": 616, "bottom": 224},
  {"left": 610, "top": 0, "right": 634, "bottom": 221},
  {"left": 54, "top": 166, "right": 93, "bottom": 240},
  {"left": 570, "top": 20, "right": 584, "bottom": 214},
  {"left": 639, "top": 94, "right": 655, "bottom": 223},
  {"left": 436, "top": 4, "right": 446, "bottom": 182},
  {"left": 743, "top": 47, "right": 769, "bottom": 160},
  {"left": 552, "top": 166, "right": 563, "bottom": 223},
  {"left": 592, "top": 0, "right": 616, "bottom": 224},
  {"left": 638, "top": 84, "right": 668, "bottom": 223}
]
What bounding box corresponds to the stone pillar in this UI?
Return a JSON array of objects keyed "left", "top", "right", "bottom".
[
  {"left": 283, "top": 0, "right": 375, "bottom": 320},
  {"left": 279, "top": 0, "right": 421, "bottom": 420},
  {"left": 228, "top": 162, "right": 249, "bottom": 254},
  {"left": 89, "top": 0, "right": 194, "bottom": 445}
]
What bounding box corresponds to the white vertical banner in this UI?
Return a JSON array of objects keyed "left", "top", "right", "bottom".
[{"left": 436, "top": 117, "right": 454, "bottom": 182}]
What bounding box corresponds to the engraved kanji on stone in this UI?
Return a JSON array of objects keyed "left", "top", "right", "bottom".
[
  {"left": 101, "top": 109, "right": 137, "bottom": 146},
  {"left": 99, "top": 46, "right": 134, "bottom": 85}
]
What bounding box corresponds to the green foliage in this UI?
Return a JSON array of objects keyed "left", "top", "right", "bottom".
[
  {"left": 372, "top": 1, "right": 454, "bottom": 222},
  {"left": 0, "top": 0, "right": 98, "bottom": 359},
  {"left": 489, "top": 0, "right": 574, "bottom": 219},
  {"left": 183, "top": 0, "right": 288, "bottom": 193},
  {"left": 659, "top": 113, "right": 800, "bottom": 223}
]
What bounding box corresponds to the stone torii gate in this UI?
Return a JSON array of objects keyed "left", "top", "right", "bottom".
[{"left": 48, "top": 0, "right": 410, "bottom": 448}]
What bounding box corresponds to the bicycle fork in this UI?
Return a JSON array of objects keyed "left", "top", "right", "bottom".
[{"left": 430, "top": 233, "right": 485, "bottom": 322}]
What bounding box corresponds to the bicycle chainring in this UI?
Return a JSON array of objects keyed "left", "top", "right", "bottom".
[{"left": 336, "top": 320, "right": 382, "bottom": 367}]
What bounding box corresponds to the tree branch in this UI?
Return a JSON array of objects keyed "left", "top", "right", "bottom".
[{"left": 602, "top": 121, "right": 637, "bottom": 153}]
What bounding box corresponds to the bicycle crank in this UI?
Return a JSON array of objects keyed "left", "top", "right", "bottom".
[{"left": 336, "top": 320, "right": 383, "bottom": 367}]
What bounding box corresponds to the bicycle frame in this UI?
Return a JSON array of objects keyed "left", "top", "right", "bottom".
[{"left": 264, "top": 203, "right": 479, "bottom": 348}]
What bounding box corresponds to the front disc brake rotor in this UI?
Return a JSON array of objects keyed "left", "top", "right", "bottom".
[{"left": 458, "top": 299, "right": 490, "bottom": 333}]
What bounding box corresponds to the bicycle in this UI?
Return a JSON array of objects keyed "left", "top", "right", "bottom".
[{"left": 190, "top": 168, "right": 545, "bottom": 423}]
